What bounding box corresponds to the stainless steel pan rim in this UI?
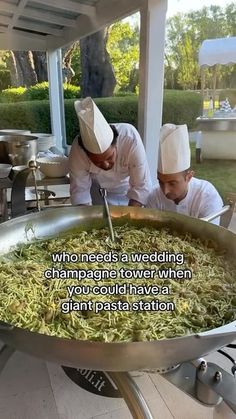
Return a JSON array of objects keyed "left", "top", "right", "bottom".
[{"left": 0, "top": 206, "right": 235, "bottom": 371}]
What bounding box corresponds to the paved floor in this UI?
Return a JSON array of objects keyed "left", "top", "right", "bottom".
[{"left": 0, "top": 344, "right": 235, "bottom": 419}]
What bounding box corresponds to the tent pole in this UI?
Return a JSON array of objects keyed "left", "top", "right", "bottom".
[
  {"left": 212, "top": 65, "right": 217, "bottom": 109},
  {"left": 200, "top": 67, "right": 205, "bottom": 116}
]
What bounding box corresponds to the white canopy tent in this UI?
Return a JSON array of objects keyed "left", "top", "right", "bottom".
[
  {"left": 0, "top": 0, "right": 168, "bottom": 181},
  {"left": 199, "top": 36, "right": 236, "bottom": 111},
  {"left": 199, "top": 36, "right": 236, "bottom": 67}
]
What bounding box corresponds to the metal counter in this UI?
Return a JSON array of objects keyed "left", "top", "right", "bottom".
[
  {"left": 0, "top": 174, "right": 70, "bottom": 222},
  {"left": 197, "top": 117, "right": 236, "bottom": 131},
  {"left": 196, "top": 117, "right": 236, "bottom": 159}
]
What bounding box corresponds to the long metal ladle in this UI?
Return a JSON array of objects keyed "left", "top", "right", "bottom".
[{"left": 99, "top": 188, "right": 115, "bottom": 242}]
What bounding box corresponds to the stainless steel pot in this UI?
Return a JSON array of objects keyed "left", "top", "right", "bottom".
[
  {"left": 0, "top": 206, "right": 235, "bottom": 371},
  {"left": 0, "top": 130, "right": 31, "bottom": 135},
  {"left": 0, "top": 135, "right": 38, "bottom": 165}
]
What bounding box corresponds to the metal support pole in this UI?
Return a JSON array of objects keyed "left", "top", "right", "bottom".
[
  {"left": 108, "top": 372, "right": 154, "bottom": 419},
  {"left": 47, "top": 49, "right": 67, "bottom": 153},
  {"left": 0, "top": 188, "right": 8, "bottom": 222}
]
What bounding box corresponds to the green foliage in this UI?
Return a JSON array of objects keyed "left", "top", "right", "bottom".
[
  {"left": 165, "top": 3, "right": 236, "bottom": 90},
  {"left": 0, "top": 51, "right": 9, "bottom": 69},
  {"left": 162, "top": 90, "right": 201, "bottom": 127},
  {"left": 22, "top": 82, "right": 49, "bottom": 101},
  {"left": 0, "top": 82, "right": 80, "bottom": 103},
  {"left": 66, "top": 91, "right": 201, "bottom": 144},
  {"left": 176, "top": 35, "right": 199, "bottom": 90},
  {"left": 219, "top": 89, "right": 236, "bottom": 108},
  {"left": 65, "top": 96, "right": 139, "bottom": 144},
  {"left": 0, "top": 87, "right": 27, "bottom": 103},
  {"left": 107, "top": 21, "right": 139, "bottom": 92},
  {"left": 0, "top": 69, "right": 11, "bottom": 92},
  {"left": 114, "top": 91, "right": 137, "bottom": 97},
  {"left": 70, "top": 42, "right": 81, "bottom": 86},
  {"left": 63, "top": 83, "right": 81, "bottom": 99},
  {"left": 0, "top": 92, "right": 201, "bottom": 145},
  {"left": 69, "top": 22, "right": 140, "bottom": 94},
  {"left": 0, "top": 100, "right": 51, "bottom": 132},
  {"left": 22, "top": 82, "right": 80, "bottom": 101}
]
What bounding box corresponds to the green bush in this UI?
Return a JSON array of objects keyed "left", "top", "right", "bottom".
[
  {"left": 65, "top": 92, "right": 201, "bottom": 144},
  {"left": 22, "top": 82, "right": 49, "bottom": 101},
  {"left": 0, "top": 82, "right": 81, "bottom": 102},
  {"left": 114, "top": 91, "right": 137, "bottom": 97},
  {"left": 0, "top": 100, "right": 51, "bottom": 132},
  {"left": 0, "top": 87, "right": 27, "bottom": 103},
  {"left": 63, "top": 84, "right": 81, "bottom": 99},
  {"left": 219, "top": 89, "right": 236, "bottom": 108},
  {"left": 65, "top": 96, "right": 139, "bottom": 144},
  {"left": 0, "top": 69, "right": 11, "bottom": 92},
  {"left": 0, "top": 91, "right": 202, "bottom": 144},
  {"left": 162, "top": 90, "right": 202, "bottom": 128}
]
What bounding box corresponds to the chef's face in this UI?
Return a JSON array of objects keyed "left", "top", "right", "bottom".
[
  {"left": 158, "top": 170, "right": 194, "bottom": 203},
  {"left": 87, "top": 145, "right": 117, "bottom": 171}
]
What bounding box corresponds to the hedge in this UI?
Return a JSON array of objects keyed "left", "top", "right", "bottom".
[
  {"left": 0, "top": 91, "right": 202, "bottom": 144},
  {"left": 162, "top": 90, "right": 202, "bottom": 128},
  {"left": 0, "top": 69, "right": 11, "bottom": 92},
  {"left": 0, "top": 82, "right": 81, "bottom": 102},
  {"left": 0, "top": 100, "right": 51, "bottom": 132}
]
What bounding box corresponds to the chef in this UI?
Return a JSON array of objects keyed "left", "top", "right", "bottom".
[
  {"left": 146, "top": 124, "right": 223, "bottom": 224},
  {"left": 69, "top": 97, "right": 152, "bottom": 206}
]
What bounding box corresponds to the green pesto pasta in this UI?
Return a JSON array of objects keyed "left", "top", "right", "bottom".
[{"left": 0, "top": 225, "right": 235, "bottom": 342}]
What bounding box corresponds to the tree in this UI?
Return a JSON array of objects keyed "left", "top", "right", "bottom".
[
  {"left": 5, "top": 47, "right": 75, "bottom": 88},
  {"left": 177, "top": 35, "right": 199, "bottom": 90},
  {"left": 70, "top": 42, "right": 81, "bottom": 86},
  {"left": 107, "top": 21, "right": 139, "bottom": 92},
  {"left": 6, "top": 51, "right": 37, "bottom": 87},
  {"left": 80, "top": 29, "right": 116, "bottom": 98},
  {"left": 32, "top": 52, "right": 47, "bottom": 82},
  {"left": 165, "top": 3, "right": 236, "bottom": 90},
  {"left": 70, "top": 20, "right": 140, "bottom": 94}
]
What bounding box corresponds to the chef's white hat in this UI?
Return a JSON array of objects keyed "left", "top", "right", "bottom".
[
  {"left": 74, "top": 97, "right": 113, "bottom": 154},
  {"left": 158, "top": 124, "right": 190, "bottom": 174}
]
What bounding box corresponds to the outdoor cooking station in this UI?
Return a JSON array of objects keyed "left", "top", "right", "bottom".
[
  {"left": 197, "top": 117, "right": 236, "bottom": 160},
  {"left": 0, "top": 206, "right": 235, "bottom": 418},
  {"left": 0, "top": 132, "right": 235, "bottom": 418},
  {"left": 0, "top": 3, "right": 236, "bottom": 417},
  {"left": 197, "top": 36, "right": 236, "bottom": 161}
]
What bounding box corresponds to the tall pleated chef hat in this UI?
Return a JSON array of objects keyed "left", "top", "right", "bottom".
[
  {"left": 158, "top": 124, "right": 190, "bottom": 174},
  {"left": 74, "top": 97, "right": 113, "bottom": 154}
]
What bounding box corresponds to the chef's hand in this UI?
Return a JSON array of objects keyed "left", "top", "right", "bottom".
[{"left": 128, "top": 199, "right": 144, "bottom": 207}]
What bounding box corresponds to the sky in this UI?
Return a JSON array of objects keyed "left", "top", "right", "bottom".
[
  {"left": 127, "top": 1, "right": 233, "bottom": 25},
  {"left": 167, "top": 0, "right": 233, "bottom": 16}
]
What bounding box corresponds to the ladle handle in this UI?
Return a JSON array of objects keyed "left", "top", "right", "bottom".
[
  {"left": 99, "top": 188, "right": 115, "bottom": 242},
  {"left": 200, "top": 205, "right": 231, "bottom": 223},
  {"left": 29, "top": 160, "right": 40, "bottom": 212}
]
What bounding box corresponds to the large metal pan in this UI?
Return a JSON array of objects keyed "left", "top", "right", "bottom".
[{"left": 0, "top": 206, "right": 235, "bottom": 371}]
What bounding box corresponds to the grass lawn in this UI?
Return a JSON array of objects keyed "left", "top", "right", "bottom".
[{"left": 190, "top": 143, "right": 236, "bottom": 201}]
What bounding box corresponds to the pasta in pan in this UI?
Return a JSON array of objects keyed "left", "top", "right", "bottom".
[{"left": 0, "top": 225, "right": 235, "bottom": 342}]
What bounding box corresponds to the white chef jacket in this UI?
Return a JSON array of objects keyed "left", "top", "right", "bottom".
[
  {"left": 69, "top": 123, "right": 152, "bottom": 206},
  {"left": 146, "top": 177, "right": 223, "bottom": 225}
]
